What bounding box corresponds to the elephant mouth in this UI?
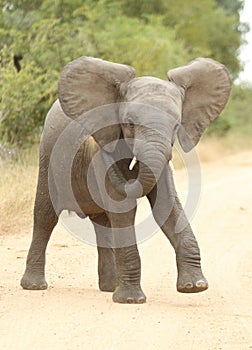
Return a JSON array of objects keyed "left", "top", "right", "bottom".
[
  {"left": 102, "top": 150, "right": 157, "bottom": 199},
  {"left": 102, "top": 149, "right": 136, "bottom": 190}
]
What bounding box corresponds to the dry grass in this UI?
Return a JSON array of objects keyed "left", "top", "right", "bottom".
[
  {"left": 173, "top": 133, "right": 252, "bottom": 168},
  {"left": 0, "top": 146, "right": 39, "bottom": 236}
]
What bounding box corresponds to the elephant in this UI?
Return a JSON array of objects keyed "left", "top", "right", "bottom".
[{"left": 20, "top": 56, "right": 231, "bottom": 303}]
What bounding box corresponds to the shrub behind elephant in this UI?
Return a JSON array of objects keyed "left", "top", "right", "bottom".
[{"left": 21, "top": 56, "right": 231, "bottom": 303}]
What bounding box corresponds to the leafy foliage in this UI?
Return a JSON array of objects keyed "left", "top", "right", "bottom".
[
  {"left": 215, "top": 0, "right": 244, "bottom": 15},
  {"left": 0, "top": 48, "right": 58, "bottom": 146},
  {"left": 0, "top": 0, "right": 250, "bottom": 146}
]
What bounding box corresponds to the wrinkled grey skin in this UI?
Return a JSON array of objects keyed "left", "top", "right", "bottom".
[{"left": 21, "top": 56, "right": 231, "bottom": 303}]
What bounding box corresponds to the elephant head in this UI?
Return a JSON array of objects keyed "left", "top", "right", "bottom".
[{"left": 58, "top": 56, "right": 231, "bottom": 198}]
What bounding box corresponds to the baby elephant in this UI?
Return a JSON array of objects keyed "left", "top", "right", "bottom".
[{"left": 21, "top": 56, "right": 231, "bottom": 303}]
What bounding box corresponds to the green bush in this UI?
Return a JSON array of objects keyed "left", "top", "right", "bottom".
[
  {"left": 83, "top": 15, "right": 190, "bottom": 78},
  {"left": 0, "top": 50, "right": 58, "bottom": 146},
  {"left": 0, "top": 0, "right": 250, "bottom": 146},
  {"left": 0, "top": 13, "right": 190, "bottom": 146}
]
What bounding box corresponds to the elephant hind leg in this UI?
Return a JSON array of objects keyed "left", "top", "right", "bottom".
[{"left": 90, "top": 213, "right": 117, "bottom": 292}]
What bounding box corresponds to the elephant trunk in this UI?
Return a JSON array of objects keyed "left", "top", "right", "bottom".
[
  {"left": 103, "top": 139, "right": 170, "bottom": 199},
  {"left": 125, "top": 148, "right": 168, "bottom": 198}
]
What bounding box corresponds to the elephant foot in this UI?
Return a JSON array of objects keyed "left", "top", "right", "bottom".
[
  {"left": 21, "top": 271, "right": 48, "bottom": 290},
  {"left": 112, "top": 285, "right": 146, "bottom": 304},
  {"left": 177, "top": 267, "right": 208, "bottom": 293}
]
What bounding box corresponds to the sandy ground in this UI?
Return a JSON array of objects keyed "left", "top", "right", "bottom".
[{"left": 0, "top": 151, "right": 252, "bottom": 350}]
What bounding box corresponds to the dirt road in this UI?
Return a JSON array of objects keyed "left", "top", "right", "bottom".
[{"left": 1, "top": 151, "right": 252, "bottom": 349}]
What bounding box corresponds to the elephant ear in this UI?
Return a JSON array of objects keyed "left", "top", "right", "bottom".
[
  {"left": 167, "top": 58, "right": 232, "bottom": 152},
  {"left": 58, "top": 56, "right": 136, "bottom": 151}
]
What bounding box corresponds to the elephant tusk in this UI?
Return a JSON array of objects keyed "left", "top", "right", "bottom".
[{"left": 129, "top": 156, "right": 137, "bottom": 171}]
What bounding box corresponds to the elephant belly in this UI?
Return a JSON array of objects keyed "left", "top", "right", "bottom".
[
  {"left": 72, "top": 187, "right": 105, "bottom": 216},
  {"left": 77, "top": 200, "right": 105, "bottom": 216}
]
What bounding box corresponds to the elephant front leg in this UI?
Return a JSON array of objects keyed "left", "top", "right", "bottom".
[
  {"left": 147, "top": 167, "right": 208, "bottom": 293},
  {"left": 21, "top": 226, "right": 55, "bottom": 290},
  {"left": 21, "top": 167, "right": 58, "bottom": 290},
  {"left": 170, "top": 201, "right": 208, "bottom": 293},
  {"left": 107, "top": 210, "right": 146, "bottom": 304},
  {"left": 113, "top": 245, "right": 146, "bottom": 303}
]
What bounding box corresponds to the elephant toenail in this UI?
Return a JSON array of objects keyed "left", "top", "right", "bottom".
[
  {"left": 185, "top": 282, "right": 193, "bottom": 289},
  {"left": 138, "top": 298, "right": 146, "bottom": 304},
  {"left": 196, "top": 280, "right": 206, "bottom": 288},
  {"left": 127, "top": 298, "right": 134, "bottom": 304}
]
